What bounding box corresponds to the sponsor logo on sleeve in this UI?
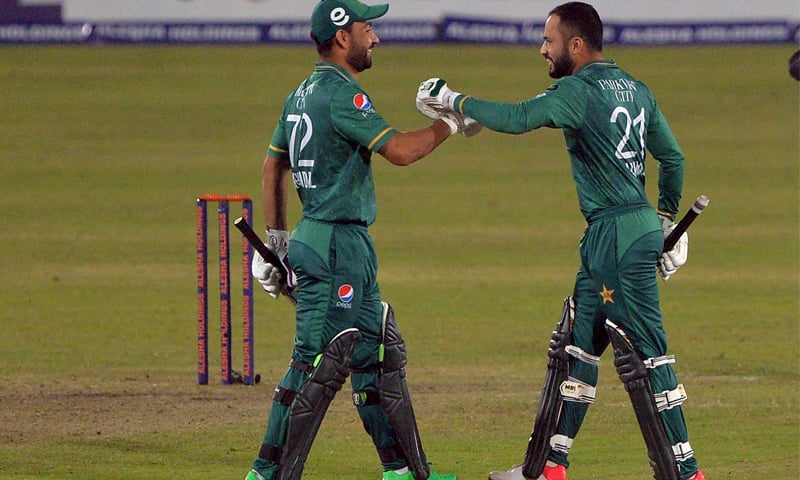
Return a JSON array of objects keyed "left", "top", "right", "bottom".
[{"left": 353, "top": 93, "right": 373, "bottom": 111}]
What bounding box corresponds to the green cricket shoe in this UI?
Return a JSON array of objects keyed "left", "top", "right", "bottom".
[
  {"left": 382, "top": 469, "right": 458, "bottom": 480},
  {"left": 244, "top": 470, "right": 266, "bottom": 480}
]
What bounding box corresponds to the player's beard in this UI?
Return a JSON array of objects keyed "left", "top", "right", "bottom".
[
  {"left": 548, "top": 48, "right": 575, "bottom": 79},
  {"left": 347, "top": 42, "right": 373, "bottom": 73}
]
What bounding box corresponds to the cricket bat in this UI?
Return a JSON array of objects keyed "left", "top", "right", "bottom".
[
  {"left": 663, "top": 195, "right": 709, "bottom": 252},
  {"left": 234, "top": 216, "right": 297, "bottom": 305}
]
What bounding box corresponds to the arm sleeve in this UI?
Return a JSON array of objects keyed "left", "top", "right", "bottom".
[
  {"left": 647, "top": 102, "right": 685, "bottom": 217},
  {"left": 267, "top": 121, "right": 290, "bottom": 160},
  {"left": 456, "top": 80, "right": 585, "bottom": 134},
  {"left": 267, "top": 105, "right": 290, "bottom": 160},
  {"left": 330, "top": 84, "right": 397, "bottom": 151}
]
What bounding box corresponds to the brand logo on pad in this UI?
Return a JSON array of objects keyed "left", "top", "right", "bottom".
[{"left": 353, "top": 93, "right": 372, "bottom": 111}]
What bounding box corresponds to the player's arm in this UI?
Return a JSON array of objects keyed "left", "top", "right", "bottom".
[
  {"left": 377, "top": 120, "right": 454, "bottom": 166},
  {"left": 459, "top": 81, "right": 583, "bottom": 134},
  {"left": 417, "top": 77, "right": 581, "bottom": 134},
  {"left": 646, "top": 104, "right": 685, "bottom": 218},
  {"left": 261, "top": 149, "right": 291, "bottom": 230},
  {"left": 255, "top": 144, "right": 296, "bottom": 299},
  {"left": 646, "top": 102, "right": 689, "bottom": 281},
  {"left": 459, "top": 96, "right": 543, "bottom": 134},
  {"left": 331, "top": 84, "right": 460, "bottom": 167}
]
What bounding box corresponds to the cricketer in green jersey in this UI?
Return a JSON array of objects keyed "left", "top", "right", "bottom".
[
  {"left": 417, "top": 2, "right": 703, "bottom": 480},
  {"left": 244, "top": 1, "right": 477, "bottom": 480}
]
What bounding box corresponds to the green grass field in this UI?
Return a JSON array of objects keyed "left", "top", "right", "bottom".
[{"left": 0, "top": 44, "right": 798, "bottom": 479}]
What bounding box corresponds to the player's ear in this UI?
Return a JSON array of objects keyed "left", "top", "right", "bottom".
[
  {"left": 333, "top": 29, "right": 349, "bottom": 49},
  {"left": 569, "top": 36, "right": 583, "bottom": 55}
]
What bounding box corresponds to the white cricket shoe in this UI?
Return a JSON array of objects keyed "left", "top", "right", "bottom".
[
  {"left": 488, "top": 463, "right": 527, "bottom": 480},
  {"left": 488, "top": 462, "right": 567, "bottom": 480}
]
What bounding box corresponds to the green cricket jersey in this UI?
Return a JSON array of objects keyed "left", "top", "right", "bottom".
[
  {"left": 267, "top": 62, "right": 398, "bottom": 226},
  {"left": 457, "top": 60, "right": 684, "bottom": 221}
]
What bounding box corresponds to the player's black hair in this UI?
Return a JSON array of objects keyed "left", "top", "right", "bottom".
[
  {"left": 312, "top": 24, "right": 354, "bottom": 57},
  {"left": 549, "top": 2, "right": 603, "bottom": 52}
]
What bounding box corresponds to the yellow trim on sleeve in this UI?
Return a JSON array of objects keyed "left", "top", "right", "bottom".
[
  {"left": 368, "top": 127, "right": 395, "bottom": 151},
  {"left": 268, "top": 144, "right": 289, "bottom": 157},
  {"left": 456, "top": 95, "right": 470, "bottom": 114},
  {"left": 656, "top": 209, "right": 675, "bottom": 220}
]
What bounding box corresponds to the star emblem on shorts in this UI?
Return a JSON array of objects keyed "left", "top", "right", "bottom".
[{"left": 599, "top": 284, "right": 615, "bottom": 304}]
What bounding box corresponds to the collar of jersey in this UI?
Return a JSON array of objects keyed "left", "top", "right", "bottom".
[
  {"left": 314, "top": 62, "right": 357, "bottom": 84},
  {"left": 575, "top": 59, "right": 617, "bottom": 75}
]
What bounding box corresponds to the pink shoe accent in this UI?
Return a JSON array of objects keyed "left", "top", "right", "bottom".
[{"left": 541, "top": 464, "right": 567, "bottom": 480}]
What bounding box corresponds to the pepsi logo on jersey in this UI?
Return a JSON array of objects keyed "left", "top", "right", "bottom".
[
  {"left": 352, "top": 93, "right": 372, "bottom": 111},
  {"left": 336, "top": 284, "right": 354, "bottom": 309}
]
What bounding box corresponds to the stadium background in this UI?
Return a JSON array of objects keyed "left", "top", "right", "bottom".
[{"left": 1, "top": 1, "right": 798, "bottom": 479}]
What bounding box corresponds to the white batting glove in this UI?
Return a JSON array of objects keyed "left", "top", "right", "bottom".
[
  {"left": 416, "top": 93, "right": 441, "bottom": 120},
  {"left": 438, "top": 111, "right": 483, "bottom": 137},
  {"left": 251, "top": 252, "right": 282, "bottom": 299},
  {"left": 417, "top": 77, "right": 460, "bottom": 115},
  {"left": 417, "top": 78, "right": 481, "bottom": 137},
  {"left": 251, "top": 229, "right": 296, "bottom": 299},
  {"left": 658, "top": 217, "right": 689, "bottom": 281}
]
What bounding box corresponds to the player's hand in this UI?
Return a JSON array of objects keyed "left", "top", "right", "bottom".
[
  {"left": 416, "top": 78, "right": 481, "bottom": 136},
  {"left": 439, "top": 111, "right": 483, "bottom": 137},
  {"left": 251, "top": 251, "right": 282, "bottom": 299},
  {"left": 251, "top": 229, "right": 296, "bottom": 299},
  {"left": 417, "top": 77, "right": 460, "bottom": 116},
  {"left": 658, "top": 216, "right": 689, "bottom": 281}
]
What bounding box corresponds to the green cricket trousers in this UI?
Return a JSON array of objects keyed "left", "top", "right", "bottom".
[
  {"left": 549, "top": 205, "right": 697, "bottom": 476},
  {"left": 252, "top": 218, "right": 406, "bottom": 477}
]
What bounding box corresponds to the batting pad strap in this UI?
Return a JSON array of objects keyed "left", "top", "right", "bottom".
[
  {"left": 565, "top": 345, "right": 601, "bottom": 365},
  {"left": 350, "top": 364, "right": 382, "bottom": 374},
  {"left": 672, "top": 441, "right": 695, "bottom": 462},
  {"left": 289, "top": 359, "right": 314, "bottom": 375},
  {"left": 272, "top": 386, "right": 297, "bottom": 406},
  {"left": 654, "top": 384, "right": 687, "bottom": 412},
  {"left": 258, "top": 443, "right": 282, "bottom": 462},
  {"left": 352, "top": 390, "right": 381, "bottom": 407},
  {"left": 643, "top": 354, "right": 675, "bottom": 369},
  {"left": 559, "top": 377, "right": 596, "bottom": 404},
  {"left": 549, "top": 434, "right": 573, "bottom": 455}
]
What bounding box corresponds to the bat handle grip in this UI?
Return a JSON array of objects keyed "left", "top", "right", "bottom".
[
  {"left": 234, "top": 217, "right": 298, "bottom": 305},
  {"left": 663, "top": 195, "right": 709, "bottom": 252}
]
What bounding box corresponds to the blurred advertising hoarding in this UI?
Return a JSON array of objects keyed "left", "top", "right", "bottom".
[
  {"left": 2, "top": 0, "right": 798, "bottom": 44},
  {"left": 55, "top": 0, "right": 798, "bottom": 23}
]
